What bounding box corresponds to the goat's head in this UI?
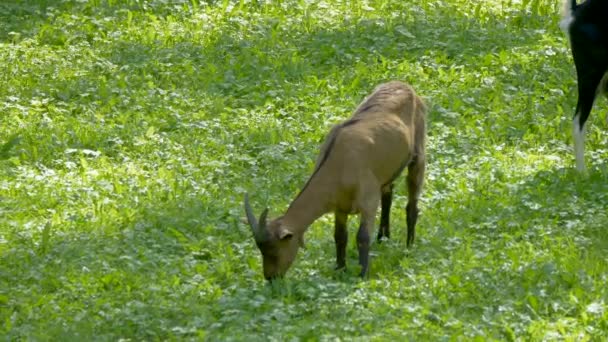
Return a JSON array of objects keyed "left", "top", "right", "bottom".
[{"left": 244, "top": 194, "right": 301, "bottom": 280}]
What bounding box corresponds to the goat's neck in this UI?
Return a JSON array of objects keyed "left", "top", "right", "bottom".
[{"left": 282, "top": 174, "right": 332, "bottom": 235}]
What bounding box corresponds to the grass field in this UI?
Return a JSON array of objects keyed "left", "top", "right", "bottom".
[{"left": 1, "top": 0, "right": 608, "bottom": 340}]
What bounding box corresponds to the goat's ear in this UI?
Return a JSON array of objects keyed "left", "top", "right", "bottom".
[
  {"left": 277, "top": 227, "right": 293, "bottom": 241},
  {"left": 244, "top": 194, "right": 269, "bottom": 242}
]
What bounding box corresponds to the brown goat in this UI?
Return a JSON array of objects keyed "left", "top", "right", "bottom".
[{"left": 244, "top": 81, "right": 427, "bottom": 280}]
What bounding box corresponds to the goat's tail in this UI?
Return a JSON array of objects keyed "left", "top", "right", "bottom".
[
  {"left": 560, "top": 0, "right": 577, "bottom": 32},
  {"left": 413, "top": 96, "right": 427, "bottom": 157}
]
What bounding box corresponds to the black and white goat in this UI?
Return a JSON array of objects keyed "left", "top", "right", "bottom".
[{"left": 561, "top": 0, "right": 608, "bottom": 172}]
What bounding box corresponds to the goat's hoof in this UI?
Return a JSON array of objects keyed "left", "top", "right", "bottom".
[
  {"left": 376, "top": 228, "right": 390, "bottom": 243},
  {"left": 377, "top": 235, "right": 390, "bottom": 243},
  {"left": 358, "top": 265, "right": 369, "bottom": 278}
]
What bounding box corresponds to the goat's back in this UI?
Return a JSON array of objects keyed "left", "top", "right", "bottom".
[
  {"left": 353, "top": 81, "right": 424, "bottom": 125},
  {"left": 351, "top": 81, "right": 426, "bottom": 160},
  {"left": 319, "top": 82, "right": 426, "bottom": 201}
]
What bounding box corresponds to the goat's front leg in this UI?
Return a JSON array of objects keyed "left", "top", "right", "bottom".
[
  {"left": 334, "top": 211, "right": 348, "bottom": 270},
  {"left": 377, "top": 183, "right": 393, "bottom": 242},
  {"left": 357, "top": 212, "right": 376, "bottom": 278}
]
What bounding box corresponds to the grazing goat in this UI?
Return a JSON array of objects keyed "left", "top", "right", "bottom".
[
  {"left": 244, "top": 81, "right": 427, "bottom": 280},
  {"left": 561, "top": 0, "right": 608, "bottom": 172}
]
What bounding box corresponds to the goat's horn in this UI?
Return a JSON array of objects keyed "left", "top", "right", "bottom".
[{"left": 244, "top": 194, "right": 259, "bottom": 236}]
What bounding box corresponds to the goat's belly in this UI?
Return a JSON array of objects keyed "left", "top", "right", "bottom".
[
  {"left": 335, "top": 205, "right": 359, "bottom": 214},
  {"left": 369, "top": 148, "right": 411, "bottom": 183},
  {"left": 332, "top": 189, "right": 359, "bottom": 214}
]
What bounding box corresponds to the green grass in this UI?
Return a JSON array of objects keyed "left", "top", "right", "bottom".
[{"left": 1, "top": 0, "right": 608, "bottom": 340}]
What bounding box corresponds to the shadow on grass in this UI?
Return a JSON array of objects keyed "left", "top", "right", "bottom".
[
  {"left": 0, "top": 0, "right": 168, "bottom": 42},
  {"left": 509, "top": 163, "right": 608, "bottom": 248},
  {"left": 0, "top": 193, "right": 251, "bottom": 339},
  {"left": 1, "top": 0, "right": 570, "bottom": 170},
  {"left": 3, "top": 0, "right": 560, "bottom": 104},
  {"left": 113, "top": 7, "right": 556, "bottom": 106},
  {"left": 0, "top": 185, "right": 360, "bottom": 339},
  {"left": 0, "top": 1, "right": 93, "bottom": 42}
]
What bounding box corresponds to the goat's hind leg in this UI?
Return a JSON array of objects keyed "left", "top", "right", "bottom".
[
  {"left": 569, "top": 25, "right": 608, "bottom": 171},
  {"left": 406, "top": 157, "right": 425, "bottom": 247},
  {"left": 334, "top": 211, "right": 348, "bottom": 271},
  {"left": 572, "top": 70, "right": 604, "bottom": 172},
  {"left": 377, "top": 183, "right": 393, "bottom": 242}
]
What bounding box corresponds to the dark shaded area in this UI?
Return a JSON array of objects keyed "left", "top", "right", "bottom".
[
  {"left": 1, "top": 1, "right": 83, "bottom": 41},
  {"left": 0, "top": 193, "right": 242, "bottom": 339},
  {"left": 0, "top": 134, "right": 22, "bottom": 160},
  {"left": 0, "top": 0, "right": 569, "bottom": 168},
  {"left": 511, "top": 163, "right": 608, "bottom": 244},
  {"left": 2, "top": 0, "right": 562, "bottom": 96},
  {"left": 0, "top": 0, "right": 164, "bottom": 42}
]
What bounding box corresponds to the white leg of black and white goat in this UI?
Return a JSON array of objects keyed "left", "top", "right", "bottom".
[{"left": 561, "top": 0, "right": 608, "bottom": 172}]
